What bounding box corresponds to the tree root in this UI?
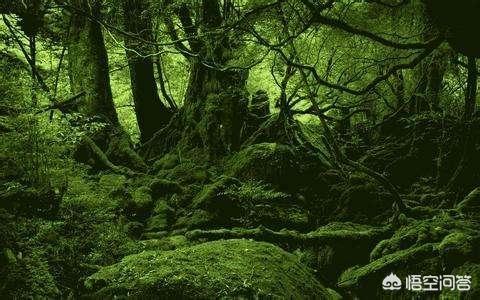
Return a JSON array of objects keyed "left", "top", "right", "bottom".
[
  {"left": 185, "top": 225, "right": 392, "bottom": 247},
  {"left": 81, "top": 136, "right": 138, "bottom": 177}
]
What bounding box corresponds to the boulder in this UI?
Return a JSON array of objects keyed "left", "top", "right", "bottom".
[
  {"left": 226, "top": 143, "right": 300, "bottom": 191},
  {"left": 85, "top": 239, "right": 339, "bottom": 299}
]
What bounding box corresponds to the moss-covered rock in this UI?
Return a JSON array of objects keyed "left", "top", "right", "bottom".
[
  {"left": 370, "top": 214, "right": 478, "bottom": 261},
  {"left": 85, "top": 239, "right": 338, "bottom": 299},
  {"left": 156, "top": 160, "right": 210, "bottom": 185},
  {"left": 338, "top": 243, "right": 438, "bottom": 298},
  {"left": 98, "top": 174, "right": 127, "bottom": 195},
  {"left": 442, "top": 262, "right": 480, "bottom": 299},
  {"left": 149, "top": 178, "right": 183, "bottom": 199},
  {"left": 457, "top": 187, "right": 480, "bottom": 216},
  {"left": 124, "top": 186, "right": 154, "bottom": 220},
  {"left": 144, "top": 200, "right": 175, "bottom": 232},
  {"left": 152, "top": 153, "right": 179, "bottom": 171},
  {"left": 338, "top": 213, "right": 480, "bottom": 298},
  {"left": 181, "top": 177, "right": 309, "bottom": 230},
  {"left": 226, "top": 143, "right": 300, "bottom": 191}
]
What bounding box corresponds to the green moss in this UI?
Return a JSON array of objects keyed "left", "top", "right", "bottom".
[
  {"left": 226, "top": 143, "right": 300, "bottom": 190},
  {"left": 85, "top": 239, "right": 337, "bottom": 299},
  {"left": 457, "top": 187, "right": 480, "bottom": 216},
  {"left": 442, "top": 262, "right": 480, "bottom": 299},
  {"left": 149, "top": 178, "right": 183, "bottom": 199},
  {"left": 338, "top": 243, "right": 437, "bottom": 289},
  {"left": 125, "top": 186, "right": 153, "bottom": 220},
  {"left": 370, "top": 213, "right": 478, "bottom": 261},
  {"left": 0, "top": 249, "right": 61, "bottom": 299},
  {"left": 145, "top": 200, "right": 175, "bottom": 232},
  {"left": 192, "top": 176, "right": 241, "bottom": 209},
  {"left": 139, "top": 235, "right": 189, "bottom": 251},
  {"left": 174, "top": 209, "right": 216, "bottom": 230},
  {"left": 98, "top": 174, "right": 127, "bottom": 194},
  {"left": 153, "top": 153, "right": 179, "bottom": 171}
]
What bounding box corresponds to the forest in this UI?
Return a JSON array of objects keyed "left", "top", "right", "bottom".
[{"left": 0, "top": 0, "right": 480, "bottom": 298}]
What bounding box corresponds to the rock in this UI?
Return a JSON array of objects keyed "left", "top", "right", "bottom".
[
  {"left": 226, "top": 143, "right": 300, "bottom": 191},
  {"left": 145, "top": 200, "right": 175, "bottom": 232},
  {"left": 152, "top": 153, "right": 179, "bottom": 171},
  {"left": 457, "top": 187, "right": 480, "bottom": 215},
  {"left": 0, "top": 185, "right": 60, "bottom": 217},
  {"left": 148, "top": 179, "right": 183, "bottom": 199},
  {"left": 124, "top": 187, "right": 153, "bottom": 220},
  {"left": 187, "top": 178, "right": 309, "bottom": 230},
  {"left": 85, "top": 239, "right": 338, "bottom": 299},
  {"left": 98, "top": 174, "right": 126, "bottom": 195},
  {"left": 442, "top": 262, "right": 480, "bottom": 299},
  {"left": 0, "top": 154, "right": 22, "bottom": 182}
]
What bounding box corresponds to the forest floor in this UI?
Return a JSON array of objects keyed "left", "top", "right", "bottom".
[{"left": 1, "top": 112, "right": 480, "bottom": 299}]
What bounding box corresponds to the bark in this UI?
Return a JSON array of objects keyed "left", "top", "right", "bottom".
[
  {"left": 67, "top": 0, "right": 118, "bottom": 124},
  {"left": 122, "top": 0, "right": 172, "bottom": 143},
  {"left": 182, "top": 0, "right": 249, "bottom": 155},
  {"left": 464, "top": 57, "right": 477, "bottom": 121}
]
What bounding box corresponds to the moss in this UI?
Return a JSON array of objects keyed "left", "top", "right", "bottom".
[
  {"left": 457, "top": 187, "right": 480, "bottom": 216},
  {"left": 85, "top": 239, "right": 336, "bottom": 299},
  {"left": 98, "top": 174, "right": 127, "bottom": 194},
  {"left": 153, "top": 153, "right": 179, "bottom": 171},
  {"left": 157, "top": 161, "right": 210, "bottom": 184},
  {"left": 149, "top": 178, "right": 183, "bottom": 199},
  {"left": 174, "top": 209, "right": 216, "bottom": 230},
  {"left": 192, "top": 176, "right": 241, "bottom": 209},
  {"left": 187, "top": 178, "right": 309, "bottom": 230},
  {"left": 338, "top": 243, "right": 438, "bottom": 292},
  {"left": 442, "top": 262, "right": 480, "bottom": 299},
  {"left": 226, "top": 143, "right": 300, "bottom": 191},
  {"left": 139, "top": 235, "right": 189, "bottom": 251},
  {"left": 125, "top": 186, "right": 154, "bottom": 220},
  {"left": 145, "top": 200, "right": 175, "bottom": 232},
  {"left": 370, "top": 213, "right": 478, "bottom": 261},
  {"left": 0, "top": 249, "right": 61, "bottom": 299}
]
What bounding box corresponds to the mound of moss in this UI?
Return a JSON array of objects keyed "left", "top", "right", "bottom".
[
  {"left": 226, "top": 143, "right": 300, "bottom": 190},
  {"left": 337, "top": 213, "right": 480, "bottom": 298},
  {"left": 85, "top": 239, "right": 339, "bottom": 299}
]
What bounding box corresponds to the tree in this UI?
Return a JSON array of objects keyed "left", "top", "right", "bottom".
[
  {"left": 166, "top": 0, "right": 249, "bottom": 155},
  {"left": 122, "top": 0, "right": 172, "bottom": 143},
  {"left": 67, "top": 0, "right": 118, "bottom": 124}
]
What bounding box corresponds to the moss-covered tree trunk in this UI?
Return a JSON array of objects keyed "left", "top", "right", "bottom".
[
  {"left": 67, "top": 0, "right": 147, "bottom": 172},
  {"left": 182, "top": 0, "right": 248, "bottom": 155},
  {"left": 67, "top": 0, "right": 118, "bottom": 124},
  {"left": 122, "top": 0, "right": 172, "bottom": 143}
]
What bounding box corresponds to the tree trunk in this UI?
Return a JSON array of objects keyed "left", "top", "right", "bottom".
[
  {"left": 464, "top": 57, "right": 477, "bottom": 121},
  {"left": 182, "top": 0, "right": 249, "bottom": 155},
  {"left": 122, "top": 0, "right": 172, "bottom": 143},
  {"left": 67, "top": 0, "right": 118, "bottom": 124}
]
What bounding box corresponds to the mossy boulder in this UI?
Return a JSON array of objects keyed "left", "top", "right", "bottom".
[
  {"left": 329, "top": 174, "right": 392, "bottom": 224},
  {"left": 338, "top": 214, "right": 480, "bottom": 298},
  {"left": 149, "top": 179, "right": 183, "bottom": 199},
  {"left": 124, "top": 186, "right": 154, "bottom": 220},
  {"left": 226, "top": 143, "right": 300, "bottom": 191},
  {"left": 442, "top": 262, "right": 480, "bottom": 299},
  {"left": 152, "top": 153, "right": 180, "bottom": 171},
  {"left": 457, "top": 187, "right": 480, "bottom": 216},
  {"left": 144, "top": 200, "right": 175, "bottom": 232},
  {"left": 98, "top": 174, "right": 127, "bottom": 195},
  {"left": 182, "top": 178, "right": 309, "bottom": 230},
  {"left": 157, "top": 161, "right": 210, "bottom": 184},
  {"left": 85, "top": 239, "right": 338, "bottom": 299}
]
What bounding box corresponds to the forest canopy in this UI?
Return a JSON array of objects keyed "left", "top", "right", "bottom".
[{"left": 1, "top": 0, "right": 480, "bottom": 298}]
